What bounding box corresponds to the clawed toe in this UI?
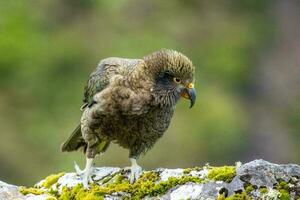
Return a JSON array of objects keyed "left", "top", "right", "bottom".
[
  {"left": 74, "top": 161, "right": 84, "bottom": 175},
  {"left": 129, "top": 158, "right": 143, "bottom": 184},
  {"left": 130, "top": 165, "right": 142, "bottom": 184},
  {"left": 74, "top": 159, "right": 94, "bottom": 189}
]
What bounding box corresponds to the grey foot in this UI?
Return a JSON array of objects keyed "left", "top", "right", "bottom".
[
  {"left": 74, "top": 161, "right": 93, "bottom": 188},
  {"left": 130, "top": 164, "right": 142, "bottom": 184}
]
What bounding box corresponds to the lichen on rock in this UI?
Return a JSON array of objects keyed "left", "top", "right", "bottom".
[
  {"left": 1, "top": 159, "right": 300, "bottom": 199},
  {"left": 207, "top": 166, "right": 236, "bottom": 183},
  {"left": 41, "top": 173, "right": 65, "bottom": 189}
]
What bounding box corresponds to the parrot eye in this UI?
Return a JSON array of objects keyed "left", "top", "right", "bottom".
[{"left": 173, "top": 77, "right": 181, "bottom": 83}]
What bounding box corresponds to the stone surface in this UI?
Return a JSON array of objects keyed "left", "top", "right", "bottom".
[
  {"left": 0, "top": 159, "right": 299, "bottom": 199},
  {"left": 0, "top": 181, "right": 51, "bottom": 200}
]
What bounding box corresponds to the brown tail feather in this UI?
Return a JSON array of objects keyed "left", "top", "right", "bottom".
[{"left": 61, "top": 124, "right": 86, "bottom": 152}]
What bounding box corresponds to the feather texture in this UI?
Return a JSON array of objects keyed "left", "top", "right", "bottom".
[{"left": 61, "top": 49, "right": 195, "bottom": 159}]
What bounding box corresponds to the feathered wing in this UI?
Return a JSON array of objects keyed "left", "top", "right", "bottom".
[
  {"left": 82, "top": 62, "right": 116, "bottom": 109},
  {"left": 61, "top": 124, "right": 86, "bottom": 152},
  {"left": 61, "top": 58, "right": 142, "bottom": 152}
]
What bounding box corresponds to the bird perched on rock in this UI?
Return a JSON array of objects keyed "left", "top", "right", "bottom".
[{"left": 61, "top": 49, "right": 196, "bottom": 187}]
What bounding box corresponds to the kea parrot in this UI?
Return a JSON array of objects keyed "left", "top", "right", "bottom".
[{"left": 61, "top": 49, "right": 196, "bottom": 187}]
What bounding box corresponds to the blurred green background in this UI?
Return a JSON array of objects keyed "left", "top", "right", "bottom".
[{"left": 1, "top": 0, "right": 300, "bottom": 186}]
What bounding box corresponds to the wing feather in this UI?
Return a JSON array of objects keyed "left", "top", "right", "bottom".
[{"left": 82, "top": 58, "right": 143, "bottom": 109}]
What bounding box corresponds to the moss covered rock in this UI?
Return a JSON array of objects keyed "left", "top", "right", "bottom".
[{"left": 1, "top": 160, "right": 300, "bottom": 199}]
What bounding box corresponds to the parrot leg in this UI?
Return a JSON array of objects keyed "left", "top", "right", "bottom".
[
  {"left": 74, "top": 157, "right": 94, "bottom": 188},
  {"left": 76, "top": 124, "right": 101, "bottom": 188},
  {"left": 129, "top": 158, "right": 142, "bottom": 184}
]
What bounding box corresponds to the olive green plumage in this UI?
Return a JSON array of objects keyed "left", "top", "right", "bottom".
[{"left": 61, "top": 49, "right": 196, "bottom": 160}]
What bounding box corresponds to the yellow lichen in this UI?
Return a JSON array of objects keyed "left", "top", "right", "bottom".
[
  {"left": 218, "top": 191, "right": 252, "bottom": 200},
  {"left": 279, "top": 189, "right": 290, "bottom": 200},
  {"left": 277, "top": 181, "right": 291, "bottom": 200},
  {"left": 207, "top": 166, "right": 236, "bottom": 183},
  {"left": 19, "top": 172, "right": 64, "bottom": 198},
  {"left": 217, "top": 194, "right": 226, "bottom": 200},
  {"left": 24, "top": 166, "right": 296, "bottom": 200},
  {"left": 42, "top": 172, "right": 65, "bottom": 189},
  {"left": 19, "top": 186, "right": 46, "bottom": 195},
  {"left": 259, "top": 187, "right": 268, "bottom": 194},
  {"left": 59, "top": 184, "right": 102, "bottom": 200},
  {"left": 278, "top": 181, "right": 289, "bottom": 191},
  {"left": 183, "top": 167, "right": 201, "bottom": 174},
  {"left": 226, "top": 193, "right": 252, "bottom": 200},
  {"left": 56, "top": 172, "right": 203, "bottom": 200},
  {"left": 46, "top": 197, "right": 58, "bottom": 200},
  {"left": 245, "top": 185, "right": 255, "bottom": 194},
  {"left": 114, "top": 174, "right": 126, "bottom": 184},
  {"left": 19, "top": 186, "right": 58, "bottom": 200}
]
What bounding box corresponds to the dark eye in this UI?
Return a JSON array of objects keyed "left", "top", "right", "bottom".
[{"left": 173, "top": 77, "right": 181, "bottom": 83}]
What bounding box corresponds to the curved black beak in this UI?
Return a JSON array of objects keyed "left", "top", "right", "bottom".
[
  {"left": 181, "top": 86, "right": 196, "bottom": 108},
  {"left": 187, "top": 88, "right": 196, "bottom": 108}
]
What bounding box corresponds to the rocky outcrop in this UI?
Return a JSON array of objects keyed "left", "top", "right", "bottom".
[{"left": 1, "top": 160, "right": 300, "bottom": 199}]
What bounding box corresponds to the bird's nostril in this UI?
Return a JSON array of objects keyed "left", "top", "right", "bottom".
[{"left": 187, "top": 83, "right": 194, "bottom": 89}]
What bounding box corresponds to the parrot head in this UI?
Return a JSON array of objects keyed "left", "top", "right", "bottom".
[{"left": 144, "top": 49, "right": 196, "bottom": 108}]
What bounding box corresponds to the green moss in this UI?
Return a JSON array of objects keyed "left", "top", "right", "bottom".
[
  {"left": 279, "top": 189, "right": 290, "bottom": 200},
  {"left": 217, "top": 192, "right": 252, "bottom": 200},
  {"left": 183, "top": 167, "right": 201, "bottom": 174},
  {"left": 19, "top": 186, "right": 58, "bottom": 200},
  {"left": 225, "top": 193, "right": 252, "bottom": 200},
  {"left": 113, "top": 174, "right": 126, "bottom": 184},
  {"left": 27, "top": 166, "right": 298, "bottom": 199},
  {"left": 207, "top": 166, "right": 236, "bottom": 183},
  {"left": 138, "top": 171, "right": 160, "bottom": 182},
  {"left": 245, "top": 185, "right": 255, "bottom": 194},
  {"left": 57, "top": 172, "right": 203, "bottom": 200},
  {"left": 49, "top": 187, "right": 59, "bottom": 197},
  {"left": 100, "top": 176, "right": 112, "bottom": 184},
  {"left": 217, "top": 182, "right": 255, "bottom": 200},
  {"left": 42, "top": 172, "right": 65, "bottom": 189},
  {"left": 278, "top": 181, "right": 290, "bottom": 191},
  {"left": 217, "top": 194, "right": 226, "bottom": 200},
  {"left": 259, "top": 187, "right": 268, "bottom": 194},
  {"left": 217, "top": 184, "right": 255, "bottom": 200},
  {"left": 183, "top": 168, "right": 192, "bottom": 174},
  {"left": 20, "top": 172, "right": 64, "bottom": 198},
  {"left": 19, "top": 186, "right": 46, "bottom": 195},
  {"left": 46, "top": 197, "right": 58, "bottom": 200},
  {"left": 276, "top": 181, "right": 290, "bottom": 200},
  {"left": 59, "top": 184, "right": 104, "bottom": 200},
  {"left": 20, "top": 167, "right": 296, "bottom": 200}
]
